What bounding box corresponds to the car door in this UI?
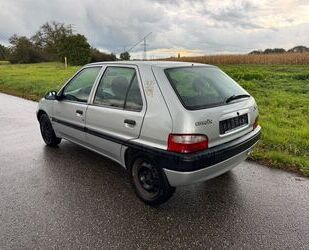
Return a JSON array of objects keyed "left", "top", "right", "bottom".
[
  {"left": 85, "top": 66, "right": 146, "bottom": 163},
  {"left": 52, "top": 66, "right": 102, "bottom": 144}
]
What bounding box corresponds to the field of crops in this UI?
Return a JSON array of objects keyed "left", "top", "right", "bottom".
[
  {"left": 167, "top": 52, "right": 309, "bottom": 65},
  {"left": 0, "top": 62, "right": 308, "bottom": 176}
]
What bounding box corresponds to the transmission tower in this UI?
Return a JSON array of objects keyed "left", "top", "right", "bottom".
[
  {"left": 128, "top": 32, "right": 152, "bottom": 60},
  {"left": 143, "top": 38, "right": 146, "bottom": 60}
]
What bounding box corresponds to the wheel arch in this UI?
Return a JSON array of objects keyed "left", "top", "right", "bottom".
[
  {"left": 124, "top": 147, "right": 158, "bottom": 171},
  {"left": 124, "top": 147, "right": 140, "bottom": 171},
  {"left": 37, "top": 109, "right": 47, "bottom": 121}
]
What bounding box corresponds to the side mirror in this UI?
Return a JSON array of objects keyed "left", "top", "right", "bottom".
[{"left": 45, "top": 90, "right": 62, "bottom": 100}]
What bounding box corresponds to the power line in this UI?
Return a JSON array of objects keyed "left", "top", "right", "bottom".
[{"left": 127, "top": 32, "right": 152, "bottom": 60}]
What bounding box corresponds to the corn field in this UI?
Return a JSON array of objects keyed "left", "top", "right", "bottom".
[{"left": 164, "top": 52, "right": 309, "bottom": 65}]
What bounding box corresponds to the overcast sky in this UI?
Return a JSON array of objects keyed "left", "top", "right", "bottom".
[{"left": 0, "top": 0, "right": 308, "bottom": 58}]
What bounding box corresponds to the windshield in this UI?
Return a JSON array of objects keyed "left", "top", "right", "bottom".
[{"left": 165, "top": 67, "right": 249, "bottom": 110}]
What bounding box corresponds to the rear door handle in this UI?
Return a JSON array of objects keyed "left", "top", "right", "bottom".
[
  {"left": 76, "top": 110, "right": 83, "bottom": 116},
  {"left": 124, "top": 119, "right": 136, "bottom": 126}
]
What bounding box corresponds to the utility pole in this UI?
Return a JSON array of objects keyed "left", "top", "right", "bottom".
[
  {"left": 64, "top": 56, "right": 67, "bottom": 69},
  {"left": 68, "top": 24, "right": 76, "bottom": 34}
]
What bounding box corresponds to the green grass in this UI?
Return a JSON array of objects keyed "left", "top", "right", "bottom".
[
  {"left": 0, "top": 62, "right": 308, "bottom": 176},
  {"left": 0, "top": 62, "right": 79, "bottom": 100},
  {"left": 0, "top": 61, "right": 10, "bottom": 65},
  {"left": 221, "top": 65, "right": 309, "bottom": 176}
]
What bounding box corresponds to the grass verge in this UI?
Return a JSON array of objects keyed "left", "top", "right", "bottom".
[{"left": 0, "top": 62, "right": 79, "bottom": 100}]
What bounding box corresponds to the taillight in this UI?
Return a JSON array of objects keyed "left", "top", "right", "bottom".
[
  {"left": 253, "top": 115, "right": 259, "bottom": 129},
  {"left": 167, "top": 134, "right": 208, "bottom": 153}
]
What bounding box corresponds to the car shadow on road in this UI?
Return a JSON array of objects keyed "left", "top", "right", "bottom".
[
  {"left": 37, "top": 140, "right": 260, "bottom": 247},
  {"left": 41, "top": 140, "right": 246, "bottom": 220}
]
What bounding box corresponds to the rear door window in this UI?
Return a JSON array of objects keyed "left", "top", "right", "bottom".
[
  {"left": 93, "top": 67, "right": 143, "bottom": 111},
  {"left": 124, "top": 75, "right": 143, "bottom": 111}
]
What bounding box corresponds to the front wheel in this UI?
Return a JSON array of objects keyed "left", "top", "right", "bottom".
[
  {"left": 39, "top": 114, "right": 61, "bottom": 147},
  {"left": 130, "top": 157, "right": 175, "bottom": 206}
]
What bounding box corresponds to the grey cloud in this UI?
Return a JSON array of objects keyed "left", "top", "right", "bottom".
[
  {"left": 0, "top": 0, "right": 308, "bottom": 57},
  {"left": 83, "top": 0, "right": 170, "bottom": 53},
  {"left": 194, "top": 1, "right": 263, "bottom": 29}
]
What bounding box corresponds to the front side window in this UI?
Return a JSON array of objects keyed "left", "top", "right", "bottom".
[
  {"left": 94, "top": 67, "right": 143, "bottom": 111},
  {"left": 63, "top": 67, "right": 101, "bottom": 103},
  {"left": 165, "top": 67, "right": 248, "bottom": 110}
]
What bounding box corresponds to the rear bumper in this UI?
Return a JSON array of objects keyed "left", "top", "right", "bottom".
[
  {"left": 164, "top": 143, "right": 255, "bottom": 186},
  {"left": 161, "top": 126, "right": 261, "bottom": 186}
]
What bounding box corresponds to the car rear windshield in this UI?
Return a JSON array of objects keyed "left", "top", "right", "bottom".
[{"left": 165, "top": 67, "right": 248, "bottom": 110}]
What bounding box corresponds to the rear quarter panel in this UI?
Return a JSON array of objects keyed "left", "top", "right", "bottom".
[
  {"left": 152, "top": 66, "right": 259, "bottom": 148},
  {"left": 132, "top": 65, "right": 173, "bottom": 150}
]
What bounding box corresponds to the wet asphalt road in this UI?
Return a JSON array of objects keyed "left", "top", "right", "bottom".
[{"left": 0, "top": 93, "right": 309, "bottom": 249}]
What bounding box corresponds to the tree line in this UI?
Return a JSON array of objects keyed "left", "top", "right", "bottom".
[
  {"left": 0, "top": 22, "right": 131, "bottom": 65},
  {"left": 249, "top": 46, "right": 309, "bottom": 55}
]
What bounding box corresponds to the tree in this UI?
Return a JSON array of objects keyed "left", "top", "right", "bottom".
[
  {"left": 288, "top": 46, "right": 309, "bottom": 53},
  {"left": 120, "top": 51, "right": 130, "bottom": 60},
  {"left": 248, "top": 50, "right": 263, "bottom": 55},
  {"left": 90, "top": 48, "right": 117, "bottom": 62},
  {"left": 8, "top": 35, "right": 44, "bottom": 63},
  {"left": 249, "top": 48, "right": 287, "bottom": 55},
  {"left": 31, "top": 21, "right": 73, "bottom": 61},
  {"left": 264, "top": 48, "right": 286, "bottom": 54},
  {"left": 110, "top": 53, "right": 117, "bottom": 61},
  {"left": 0, "top": 44, "right": 9, "bottom": 60},
  {"left": 6, "top": 21, "right": 117, "bottom": 64},
  {"left": 58, "top": 34, "right": 91, "bottom": 65}
]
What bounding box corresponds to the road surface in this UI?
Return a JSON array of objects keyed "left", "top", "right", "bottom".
[{"left": 0, "top": 93, "right": 308, "bottom": 249}]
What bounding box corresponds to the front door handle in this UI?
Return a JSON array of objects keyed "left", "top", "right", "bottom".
[
  {"left": 76, "top": 110, "right": 83, "bottom": 116},
  {"left": 124, "top": 119, "right": 136, "bottom": 126}
]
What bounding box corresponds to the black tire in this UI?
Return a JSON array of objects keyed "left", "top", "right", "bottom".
[
  {"left": 130, "top": 156, "right": 175, "bottom": 206},
  {"left": 39, "top": 113, "right": 61, "bottom": 147}
]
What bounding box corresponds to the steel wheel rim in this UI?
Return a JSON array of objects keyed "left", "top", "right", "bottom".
[{"left": 133, "top": 159, "right": 160, "bottom": 199}]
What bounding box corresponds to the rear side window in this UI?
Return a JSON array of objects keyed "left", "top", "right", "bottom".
[
  {"left": 125, "top": 76, "right": 143, "bottom": 111},
  {"left": 165, "top": 67, "right": 248, "bottom": 110},
  {"left": 94, "top": 67, "right": 143, "bottom": 111},
  {"left": 63, "top": 67, "right": 101, "bottom": 103}
]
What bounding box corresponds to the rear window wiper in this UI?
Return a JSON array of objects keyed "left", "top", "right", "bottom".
[{"left": 226, "top": 94, "right": 250, "bottom": 103}]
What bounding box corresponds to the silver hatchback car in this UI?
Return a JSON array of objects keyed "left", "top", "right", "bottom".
[{"left": 37, "top": 61, "right": 261, "bottom": 205}]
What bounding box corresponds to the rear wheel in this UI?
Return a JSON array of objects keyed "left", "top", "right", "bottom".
[
  {"left": 39, "top": 113, "right": 61, "bottom": 147},
  {"left": 130, "top": 157, "right": 175, "bottom": 206}
]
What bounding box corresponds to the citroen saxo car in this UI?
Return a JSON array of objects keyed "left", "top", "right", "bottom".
[{"left": 37, "top": 61, "right": 261, "bottom": 205}]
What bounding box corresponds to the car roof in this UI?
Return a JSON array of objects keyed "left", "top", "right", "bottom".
[{"left": 86, "top": 60, "right": 215, "bottom": 69}]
